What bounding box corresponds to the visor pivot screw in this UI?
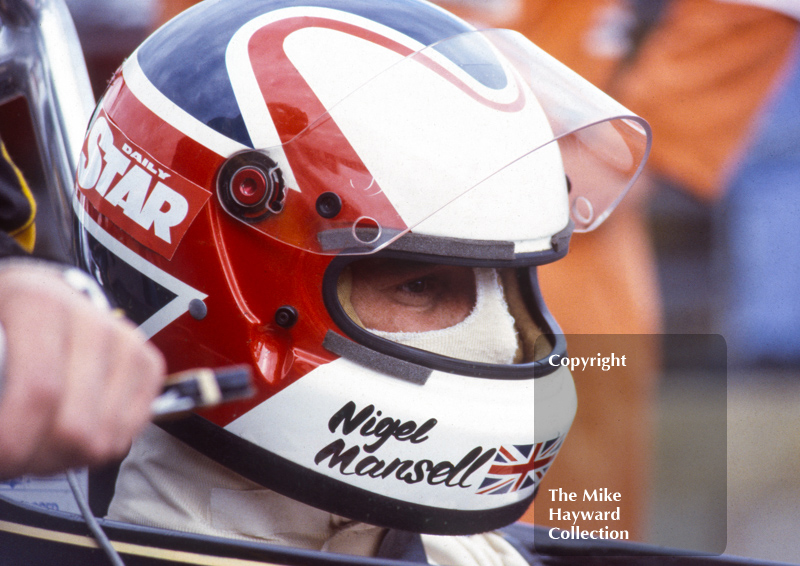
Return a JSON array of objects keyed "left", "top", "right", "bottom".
[
  {"left": 231, "top": 167, "right": 268, "bottom": 207},
  {"left": 189, "top": 299, "right": 207, "bottom": 320},
  {"left": 274, "top": 305, "right": 298, "bottom": 328},
  {"left": 316, "top": 192, "right": 342, "bottom": 219},
  {"left": 217, "top": 151, "right": 285, "bottom": 223}
]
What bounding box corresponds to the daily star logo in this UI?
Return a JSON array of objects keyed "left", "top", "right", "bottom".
[{"left": 76, "top": 112, "right": 211, "bottom": 259}]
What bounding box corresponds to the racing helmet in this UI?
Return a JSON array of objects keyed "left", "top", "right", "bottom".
[{"left": 72, "top": 0, "right": 650, "bottom": 535}]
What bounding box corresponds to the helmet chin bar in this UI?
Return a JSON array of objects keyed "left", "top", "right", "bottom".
[{"left": 158, "top": 414, "right": 535, "bottom": 535}]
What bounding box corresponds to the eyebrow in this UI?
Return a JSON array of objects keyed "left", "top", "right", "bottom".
[{"left": 354, "top": 262, "right": 461, "bottom": 289}]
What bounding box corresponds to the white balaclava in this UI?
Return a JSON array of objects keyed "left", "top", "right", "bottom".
[{"left": 369, "top": 268, "right": 519, "bottom": 364}]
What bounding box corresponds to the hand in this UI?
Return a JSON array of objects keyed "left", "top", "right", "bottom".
[{"left": 0, "top": 262, "right": 166, "bottom": 479}]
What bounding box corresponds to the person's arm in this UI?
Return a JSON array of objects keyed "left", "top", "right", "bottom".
[{"left": 0, "top": 261, "right": 166, "bottom": 479}]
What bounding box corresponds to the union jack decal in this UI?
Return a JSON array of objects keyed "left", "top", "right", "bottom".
[{"left": 477, "top": 436, "right": 564, "bottom": 495}]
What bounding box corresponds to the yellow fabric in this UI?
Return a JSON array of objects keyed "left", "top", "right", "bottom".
[
  {"left": 497, "top": 268, "right": 546, "bottom": 363},
  {"left": 336, "top": 266, "right": 364, "bottom": 327},
  {"left": 1, "top": 141, "right": 36, "bottom": 252}
]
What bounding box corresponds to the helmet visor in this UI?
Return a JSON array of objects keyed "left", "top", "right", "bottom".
[{"left": 221, "top": 28, "right": 650, "bottom": 254}]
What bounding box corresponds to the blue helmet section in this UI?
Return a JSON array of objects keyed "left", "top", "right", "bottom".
[{"left": 136, "top": 0, "right": 479, "bottom": 148}]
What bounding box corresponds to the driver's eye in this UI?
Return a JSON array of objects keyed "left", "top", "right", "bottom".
[
  {"left": 400, "top": 278, "right": 430, "bottom": 294},
  {"left": 345, "top": 259, "right": 477, "bottom": 332}
]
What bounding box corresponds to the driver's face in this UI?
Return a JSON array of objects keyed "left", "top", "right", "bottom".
[{"left": 348, "top": 258, "right": 477, "bottom": 333}]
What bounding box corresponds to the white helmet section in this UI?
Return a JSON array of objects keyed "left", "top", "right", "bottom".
[
  {"left": 283, "top": 26, "right": 570, "bottom": 252},
  {"left": 225, "top": 359, "right": 577, "bottom": 511}
]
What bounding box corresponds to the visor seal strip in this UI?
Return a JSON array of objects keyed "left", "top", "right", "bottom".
[{"left": 323, "top": 331, "right": 431, "bottom": 384}]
